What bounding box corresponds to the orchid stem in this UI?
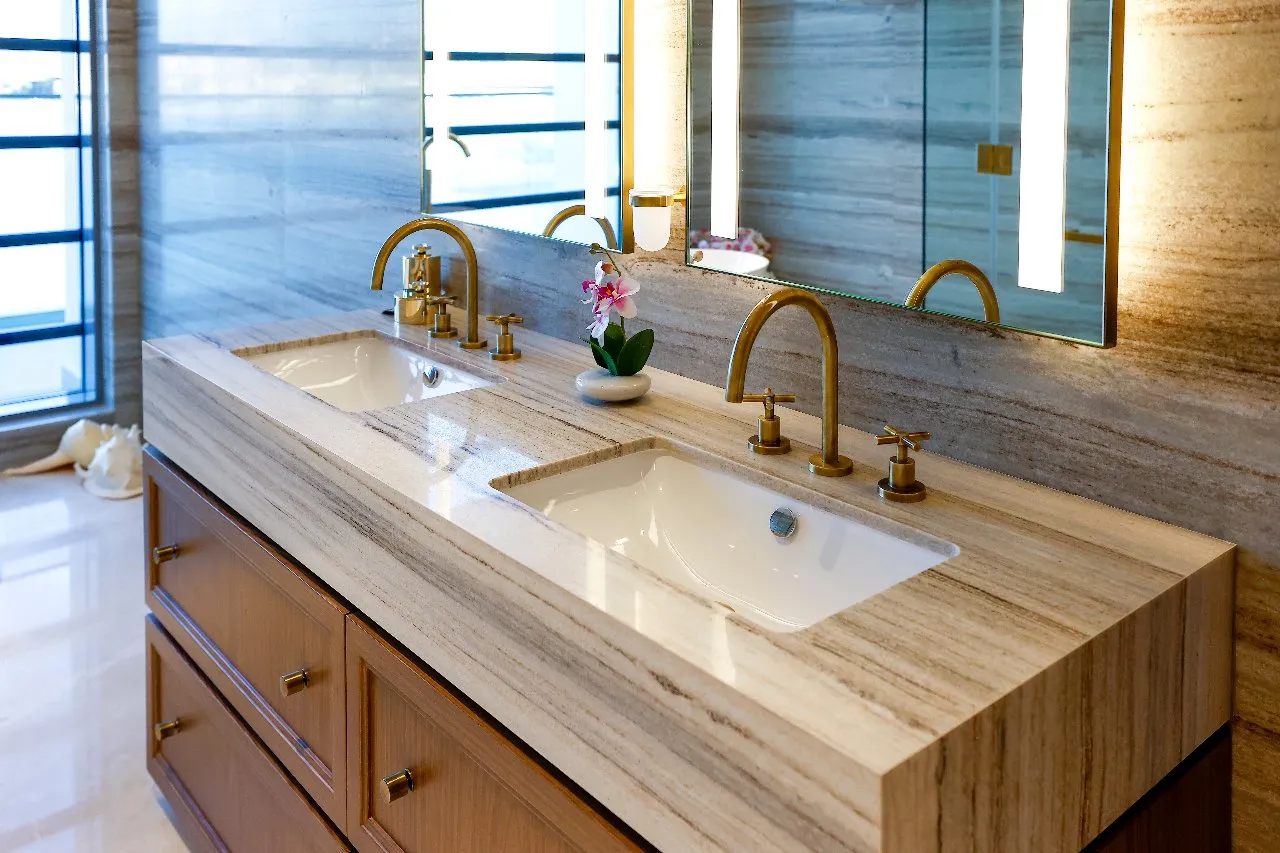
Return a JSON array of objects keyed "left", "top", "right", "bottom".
[{"left": 589, "top": 242, "right": 623, "bottom": 274}]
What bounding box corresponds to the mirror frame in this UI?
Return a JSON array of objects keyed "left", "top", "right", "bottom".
[
  {"left": 683, "top": 0, "right": 1125, "bottom": 348},
  {"left": 418, "top": 0, "right": 635, "bottom": 251}
]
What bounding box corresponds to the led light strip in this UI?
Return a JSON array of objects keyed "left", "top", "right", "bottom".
[
  {"left": 584, "top": 0, "right": 608, "bottom": 219},
  {"left": 710, "top": 0, "right": 740, "bottom": 239},
  {"left": 1017, "top": 0, "right": 1072, "bottom": 292}
]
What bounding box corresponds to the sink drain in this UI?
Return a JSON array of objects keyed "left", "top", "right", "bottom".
[{"left": 769, "top": 508, "right": 798, "bottom": 539}]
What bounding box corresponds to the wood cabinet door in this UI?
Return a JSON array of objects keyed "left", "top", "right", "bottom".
[
  {"left": 345, "top": 616, "right": 643, "bottom": 853},
  {"left": 146, "top": 616, "right": 350, "bottom": 853},
  {"left": 144, "top": 448, "right": 349, "bottom": 826}
]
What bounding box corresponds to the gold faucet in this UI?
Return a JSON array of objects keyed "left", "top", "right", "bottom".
[
  {"left": 542, "top": 204, "right": 619, "bottom": 250},
  {"left": 371, "top": 218, "right": 487, "bottom": 350},
  {"left": 725, "top": 288, "right": 853, "bottom": 477},
  {"left": 905, "top": 259, "right": 1001, "bottom": 323}
]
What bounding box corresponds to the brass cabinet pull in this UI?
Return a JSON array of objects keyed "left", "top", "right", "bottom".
[
  {"left": 380, "top": 769, "right": 414, "bottom": 804},
  {"left": 278, "top": 668, "right": 310, "bottom": 698},
  {"left": 154, "top": 718, "right": 182, "bottom": 742},
  {"left": 152, "top": 544, "right": 180, "bottom": 565}
]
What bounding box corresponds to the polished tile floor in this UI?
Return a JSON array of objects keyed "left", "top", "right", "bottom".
[{"left": 0, "top": 472, "right": 186, "bottom": 853}]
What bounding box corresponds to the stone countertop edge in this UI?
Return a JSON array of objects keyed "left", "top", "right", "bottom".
[{"left": 140, "top": 308, "right": 1236, "bottom": 853}]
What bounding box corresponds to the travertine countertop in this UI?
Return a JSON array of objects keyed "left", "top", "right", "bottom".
[{"left": 142, "top": 309, "right": 1234, "bottom": 853}]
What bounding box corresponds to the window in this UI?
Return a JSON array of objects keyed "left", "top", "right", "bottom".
[{"left": 0, "top": 1, "right": 100, "bottom": 420}]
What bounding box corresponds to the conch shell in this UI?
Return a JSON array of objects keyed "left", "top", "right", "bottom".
[
  {"left": 80, "top": 426, "right": 144, "bottom": 500},
  {"left": 2, "top": 419, "right": 112, "bottom": 475},
  {"left": 3, "top": 419, "right": 145, "bottom": 499}
]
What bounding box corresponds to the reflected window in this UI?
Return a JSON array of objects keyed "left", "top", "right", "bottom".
[{"left": 421, "top": 0, "right": 623, "bottom": 244}]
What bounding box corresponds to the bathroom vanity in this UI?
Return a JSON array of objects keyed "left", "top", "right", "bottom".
[{"left": 140, "top": 308, "right": 1233, "bottom": 853}]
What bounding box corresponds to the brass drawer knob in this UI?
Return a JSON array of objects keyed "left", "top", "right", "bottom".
[
  {"left": 154, "top": 718, "right": 182, "bottom": 742},
  {"left": 151, "top": 544, "right": 180, "bottom": 565},
  {"left": 380, "top": 769, "right": 414, "bottom": 804},
  {"left": 279, "top": 668, "right": 310, "bottom": 698}
]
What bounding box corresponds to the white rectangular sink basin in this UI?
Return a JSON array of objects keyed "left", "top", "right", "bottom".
[
  {"left": 235, "top": 331, "right": 497, "bottom": 412},
  {"left": 497, "top": 444, "right": 958, "bottom": 632}
]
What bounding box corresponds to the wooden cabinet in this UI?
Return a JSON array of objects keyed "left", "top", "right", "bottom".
[
  {"left": 143, "top": 449, "right": 350, "bottom": 827},
  {"left": 143, "top": 450, "right": 645, "bottom": 853},
  {"left": 345, "top": 615, "right": 643, "bottom": 853},
  {"left": 146, "top": 616, "right": 349, "bottom": 853}
]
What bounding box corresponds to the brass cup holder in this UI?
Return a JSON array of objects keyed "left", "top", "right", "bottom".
[{"left": 741, "top": 388, "right": 795, "bottom": 455}]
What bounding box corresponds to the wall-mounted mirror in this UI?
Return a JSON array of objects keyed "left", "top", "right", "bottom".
[
  {"left": 688, "top": 0, "right": 1122, "bottom": 345},
  {"left": 421, "top": 0, "right": 627, "bottom": 249}
]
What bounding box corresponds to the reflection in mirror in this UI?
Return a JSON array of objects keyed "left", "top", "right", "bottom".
[
  {"left": 421, "top": 0, "right": 624, "bottom": 248},
  {"left": 688, "top": 0, "right": 1121, "bottom": 345}
]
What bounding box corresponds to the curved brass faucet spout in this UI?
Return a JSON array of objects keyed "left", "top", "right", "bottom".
[
  {"left": 725, "top": 288, "right": 853, "bottom": 477},
  {"left": 371, "top": 218, "right": 487, "bottom": 349},
  {"left": 542, "top": 204, "right": 619, "bottom": 250},
  {"left": 906, "top": 260, "right": 1001, "bottom": 324}
]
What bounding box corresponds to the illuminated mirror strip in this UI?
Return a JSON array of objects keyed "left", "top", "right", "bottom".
[
  {"left": 584, "top": 0, "right": 608, "bottom": 219},
  {"left": 1017, "top": 0, "right": 1072, "bottom": 293},
  {"left": 710, "top": 0, "right": 740, "bottom": 239}
]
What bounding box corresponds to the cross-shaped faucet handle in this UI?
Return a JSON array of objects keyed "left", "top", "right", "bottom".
[{"left": 875, "top": 425, "right": 931, "bottom": 461}]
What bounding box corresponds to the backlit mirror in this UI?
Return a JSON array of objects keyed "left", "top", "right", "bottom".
[
  {"left": 688, "top": 0, "right": 1122, "bottom": 345},
  {"left": 421, "top": 0, "right": 625, "bottom": 248}
]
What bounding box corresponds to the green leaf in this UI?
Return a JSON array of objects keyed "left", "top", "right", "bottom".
[
  {"left": 602, "top": 323, "right": 625, "bottom": 359},
  {"left": 589, "top": 340, "right": 619, "bottom": 375},
  {"left": 614, "top": 328, "right": 654, "bottom": 376},
  {"left": 587, "top": 338, "right": 608, "bottom": 369}
]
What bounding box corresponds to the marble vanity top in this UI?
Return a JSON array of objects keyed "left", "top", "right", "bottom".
[{"left": 142, "top": 309, "right": 1234, "bottom": 853}]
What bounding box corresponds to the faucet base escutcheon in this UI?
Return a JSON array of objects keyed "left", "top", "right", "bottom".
[{"left": 810, "top": 453, "right": 854, "bottom": 477}]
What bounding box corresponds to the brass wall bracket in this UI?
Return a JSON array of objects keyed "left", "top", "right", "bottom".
[{"left": 976, "top": 143, "right": 1014, "bottom": 176}]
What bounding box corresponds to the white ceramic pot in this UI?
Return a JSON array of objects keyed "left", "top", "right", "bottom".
[{"left": 575, "top": 368, "right": 651, "bottom": 403}]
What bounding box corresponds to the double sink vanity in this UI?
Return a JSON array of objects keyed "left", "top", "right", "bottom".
[{"left": 140, "top": 285, "right": 1234, "bottom": 852}]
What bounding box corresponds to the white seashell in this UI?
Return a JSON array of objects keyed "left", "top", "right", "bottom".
[
  {"left": 2, "top": 449, "right": 76, "bottom": 476},
  {"left": 60, "top": 419, "right": 110, "bottom": 468},
  {"left": 80, "top": 432, "right": 144, "bottom": 500}
]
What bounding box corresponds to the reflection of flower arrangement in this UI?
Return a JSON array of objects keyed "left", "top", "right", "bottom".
[
  {"left": 688, "top": 227, "right": 772, "bottom": 256},
  {"left": 581, "top": 244, "right": 654, "bottom": 377}
]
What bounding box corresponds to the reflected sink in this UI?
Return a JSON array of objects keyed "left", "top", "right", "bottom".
[
  {"left": 235, "top": 331, "right": 498, "bottom": 412},
  {"left": 497, "top": 443, "right": 958, "bottom": 632}
]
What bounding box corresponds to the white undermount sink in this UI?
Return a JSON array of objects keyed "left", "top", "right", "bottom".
[
  {"left": 497, "top": 443, "right": 958, "bottom": 632},
  {"left": 235, "top": 330, "right": 497, "bottom": 412}
]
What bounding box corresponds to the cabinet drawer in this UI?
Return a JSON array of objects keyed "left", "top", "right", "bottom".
[
  {"left": 144, "top": 448, "right": 349, "bottom": 827},
  {"left": 146, "top": 617, "right": 349, "bottom": 853},
  {"left": 345, "top": 616, "right": 643, "bottom": 853}
]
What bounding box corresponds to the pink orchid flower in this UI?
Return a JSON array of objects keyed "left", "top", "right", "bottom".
[
  {"left": 582, "top": 260, "right": 640, "bottom": 344},
  {"left": 587, "top": 309, "right": 612, "bottom": 343}
]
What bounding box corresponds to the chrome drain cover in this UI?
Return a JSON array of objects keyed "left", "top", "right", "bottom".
[{"left": 769, "top": 508, "right": 798, "bottom": 539}]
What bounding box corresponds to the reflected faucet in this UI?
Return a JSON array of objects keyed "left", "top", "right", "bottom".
[
  {"left": 905, "top": 259, "right": 1001, "bottom": 323},
  {"left": 371, "top": 218, "right": 488, "bottom": 350},
  {"left": 725, "top": 288, "right": 853, "bottom": 477},
  {"left": 421, "top": 133, "right": 471, "bottom": 214},
  {"left": 542, "top": 204, "right": 619, "bottom": 250}
]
